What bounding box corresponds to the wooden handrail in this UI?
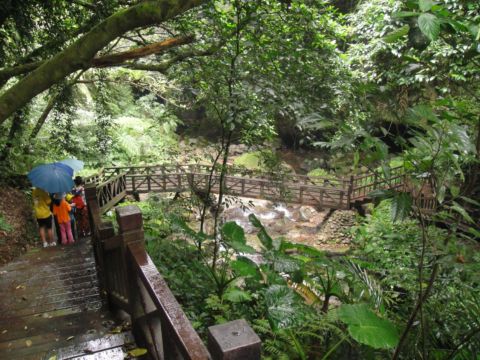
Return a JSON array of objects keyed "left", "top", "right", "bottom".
[
  {"left": 127, "top": 241, "right": 210, "bottom": 360},
  {"left": 86, "top": 184, "right": 261, "bottom": 359}
]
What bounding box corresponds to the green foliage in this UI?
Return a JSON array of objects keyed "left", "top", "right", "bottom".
[
  {"left": 0, "top": 214, "right": 12, "bottom": 233},
  {"left": 233, "top": 152, "right": 263, "bottom": 170}
]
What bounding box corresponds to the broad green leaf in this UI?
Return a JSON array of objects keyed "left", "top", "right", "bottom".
[
  {"left": 419, "top": 0, "right": 435, "bottom": 12},
  {"left": 222, "top": 221, "right": 246, "bottom": 243},
  {"left": 231, "top": 256, "right": 260, "bottom": 278},
  {"left": 223, "top": 288, "right": 252, "bottom": 303},
  {"left": 384, "top": 25, "right": 410, "bottom": 43},
  {"left": 337, "top": 304, "right": 399, "bottom": 349},
  {"left": 418, "top": 13, "right": 441, "bottom": 41},
  {"left": 248, "top": 213, "right": 262, "bottom": 228},
  {"left": 258, "top": 229, "right": 273, "bottom": 250},
  {"left": 221, "top": 222, "right": 256, "bottom": 253},
  {"left": 227, "top": 241, "right": 256, "bottom": 254},
  {"left": 391, "top": 192, "right": 412, "bottom": 223}
]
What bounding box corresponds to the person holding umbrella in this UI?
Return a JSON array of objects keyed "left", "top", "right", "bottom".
[
  {"left": 32, "top": 187, "right": 55, "bottom": 247},
  {"left": 28, "top": 163, "right": 75, "bottom": 246}
]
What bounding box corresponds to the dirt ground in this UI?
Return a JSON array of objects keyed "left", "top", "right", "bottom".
[{"left": 0, "top": 186, "right": 38, "bottom": 264}]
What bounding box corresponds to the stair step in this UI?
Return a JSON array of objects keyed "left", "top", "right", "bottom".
[{"left": 49, "top": 332, "right": 135, "bottom": 360}]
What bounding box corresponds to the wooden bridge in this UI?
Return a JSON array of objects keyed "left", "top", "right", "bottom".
[{"left": 84, "top": 163, "right": 436, "bottom": 215}]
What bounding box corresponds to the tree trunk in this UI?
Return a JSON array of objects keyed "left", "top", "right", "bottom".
[
  {"left": 0, "top": 111, "right": 26, "bottom": 163},
  {"left": 0, "top": 0, "right": 205, "bottom": 125}
]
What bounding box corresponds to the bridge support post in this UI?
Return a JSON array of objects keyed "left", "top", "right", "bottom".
[{"left": 207, "top": 319, "right": 261, "bottom": 360}]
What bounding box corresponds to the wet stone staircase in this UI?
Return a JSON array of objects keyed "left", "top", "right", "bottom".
[{"left": 0, "top": 238, "right": 135, "bottom": 360}]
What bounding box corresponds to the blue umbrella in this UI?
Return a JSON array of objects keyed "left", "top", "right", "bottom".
[
  {"left": 57, "top": 159, "right": 84, "bottom": 172},
  {"left": 28, "top": 163, "right": 74, "bottom": 194}
]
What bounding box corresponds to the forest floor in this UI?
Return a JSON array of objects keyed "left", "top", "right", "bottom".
[{"left": 0, "top": 187, "right": 38, "bottom": 265}]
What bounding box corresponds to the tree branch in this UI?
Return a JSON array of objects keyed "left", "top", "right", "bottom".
[
  {"left": 123, "top": 44, "right": 218, "bottom": 72},
  {"left": 0, "top": 35, "right": 195, "bottom": 85},
  {"left": 92, "top": 35, "right": 194, "bottom": 67}
]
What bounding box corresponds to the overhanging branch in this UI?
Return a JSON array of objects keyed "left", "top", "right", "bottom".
[
  {"left": 92, "top": 35, "right": 195, "bottom": 67},
  {"left": 0, "top": 35, "right": 195, "bottom": 85},
  {"left": 124, "top": 44, "right": 218, "bottom": 72}
]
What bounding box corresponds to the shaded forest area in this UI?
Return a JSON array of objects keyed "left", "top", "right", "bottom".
[{"left": 0, "top": 0, "right": 479, "bottom": 359}]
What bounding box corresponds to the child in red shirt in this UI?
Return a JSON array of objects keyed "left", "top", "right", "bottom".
[
  {"left": 52, "top": 194, "right": 74, "bottom": 245},
  {"left": 72, "top": 189, "right": 90, "bottom": 237}
]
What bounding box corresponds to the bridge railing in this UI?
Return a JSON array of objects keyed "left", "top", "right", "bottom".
[
  {"left": 85, "top": 177, "right": 261, "bottom": 360},
  {"left": 86, "top": 163, "right": 435, "bottom": 211},
  {"left": 350, "top": 166, "right": 406, "bottom": 200},
  {"left": 103, "top": 164, "right": 351, "bottom": 187}
]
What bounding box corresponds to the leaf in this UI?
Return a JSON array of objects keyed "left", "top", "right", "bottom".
[
  {"left": 47, "top": 356, "right": 57, "bottom": 360},
  {"left": 222, "top": 222, "right": 256, "bottom": 253},
  {"left": 419, "top": 0, "right": 436, "bottom": 12},
  {"left": 418, "top": 13, "right": 441, "bottom": 41},
  {"left": 223, "top": 288, "right": 252, "bottom": 303},
  {"left": 384, "top": 25, "right": 410, "bottom": 43},
  {"left": 265, "top": 285, "right": 302, "bottom": 330},
  {"left": 231, "top": 256, "right": 260, "bottom": 279},
  {"left": 66, "top": 335, "right": 74, "bottom": 341},
  {"left": 222, "top": 222, "right": 245, "bottom": 243},
  {"left": 248, "top": 213, "right": 262, "bottom": 228},
  {"left": 451, "top": 201, "right": 474, "bottom": 224},
  {"left": 337, "top": 304, "right": 399, "bottom": 349},
  {"left": 25, "top": 339, "right": 32, "bottom": 347},
  {"left": 128, "top": 348, "right": 148, "bottom": 357},
  {"left": 258, "top": 229, "right": 273, "bottom": 250},
  {"left": 407, "top": 104, "right": 438, "bottom": 124},
  {"left": 368, "top": 189, "right": 395, "bottom": 199},
  {"left": 460, "top": 196, "right": 480, "bottom": 207},
  {"left": 391, "top": 192, "right": 412, "bottom": 223}
]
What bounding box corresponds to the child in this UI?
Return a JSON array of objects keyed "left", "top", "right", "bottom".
[
  {"left": 52, "top": 193, "right": 74, "bottom": 245},
  {"left": 32, "top": 187, "right": 55, "bottom": 247},
  {"left": 73, "top": 176, "right": 90, "bottom": 237}
]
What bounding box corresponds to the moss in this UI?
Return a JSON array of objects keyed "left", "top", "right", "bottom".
[
  {"left": 307, "top": 168, "right": 340, "bottom": 185},
  {"left": 233, "top": 151, "right": 263, "bottom": 170}
]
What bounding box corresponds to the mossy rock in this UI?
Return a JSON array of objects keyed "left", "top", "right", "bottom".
[{"left": 233, "top": 152, "right": 263, "bottom": 170}]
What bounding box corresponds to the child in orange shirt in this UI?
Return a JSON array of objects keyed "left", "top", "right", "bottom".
[{"left": 52, "top": 193, "right": 74, "bottom": 245}]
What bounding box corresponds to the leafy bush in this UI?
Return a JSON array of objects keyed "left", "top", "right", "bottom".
[
  {"left": 0, "top": 214, "right": 12, "bottom": 233},
  {"left": 352, "top": 200, "right": 480, "bottom": 357}
]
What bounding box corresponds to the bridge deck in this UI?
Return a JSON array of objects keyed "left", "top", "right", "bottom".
[{"left": 0, "top": 238, "right": 134, "bottom": 360}]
